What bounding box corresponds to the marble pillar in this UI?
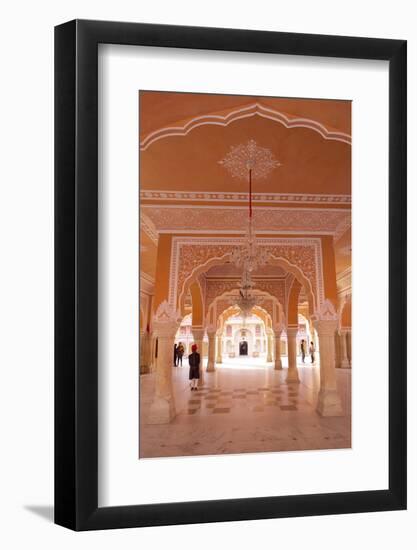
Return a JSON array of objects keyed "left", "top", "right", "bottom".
[
  {"left": 216, "top": 334, "right": 223, "bottom": 363},
  {"left": 286, "top": 327, "right": 300, "bottom": 383},
  {"left": 207, "top": 330, "right": 216, "bottom": 372},
  {"left": 139, "top": 330, "right": 151, "bottom": 374},
  {"left": 266, "top": 332, "right": 273, "bottom": 362},
  {"left": 339, "top": 329, "right": 350, "bottom": 368},
  {"left": 314, "top": 314, "right": 343, "bottom": 417},
  {"left": 147, "top": 303, "right": 179, "bottom": 424},
  {"left": 334, "top": 331, "right": 341, "bottom": 368},
  {"left": 274, "top": 329, "right": 283, "bottom": 370},
  {"left": 309, "top": 320, "right": 317, "bottom": 349},
  {"left": 346, "top": 329, "right": 352, "bottom": 366},
  {"left": 192, "top": 327, "right": 205, "bottom": 386},
  {"left": 150, "top": 335, "right": 158, "bottom": 372}
]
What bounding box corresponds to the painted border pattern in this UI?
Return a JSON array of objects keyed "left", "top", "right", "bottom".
[{"left": 140, "top": 189, "right": 351, "bottom": 205}]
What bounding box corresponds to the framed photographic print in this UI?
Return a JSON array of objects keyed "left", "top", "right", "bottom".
[{"left": 55, "top": 20, "right": 407, "bottom": 530}]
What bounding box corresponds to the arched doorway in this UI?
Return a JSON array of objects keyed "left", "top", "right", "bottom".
[{"left": 239, "top": 340, "right": 248, "bottom": 356}]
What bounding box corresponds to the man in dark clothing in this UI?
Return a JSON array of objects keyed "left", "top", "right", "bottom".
[
  {"left": 177, "top": 342, "right": 185, "bottom": 366},
  {"left": 188, "top": 344, "right": 200, "bottom": 390},
  {"left": 300, "top": 339, "right": 306, "bottom": 363},
  {"left": 173, "top": 343, "right": 178, "bottom": 367}
]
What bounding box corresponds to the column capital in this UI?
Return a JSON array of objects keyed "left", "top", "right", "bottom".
[
  {"left": 312, "top": 299, "right": 339, "bottom": 322},
  {"left": 191, "top": 326, "right": 205, "bottom": 340},
  {"left": 206, "top": 323, "right": 217, "bottom": 336},
  {"left": 314, "top": 318, "right": 338, "bottom": 336},
  {"left": 286, "top": 326, "right": 298, "bottom": 337},
  {"left": 312, "top": 299, "right": 339, "bottom": 335},
  {"left": 152, "top": 301, "right": 181, "bottom": 338},
  {"left": 272, "top": 322, "right": 285, "bottom": 337}
]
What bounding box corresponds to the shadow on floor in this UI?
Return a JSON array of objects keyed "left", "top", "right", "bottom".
[{"left": 24, "top": 505, "right": 54, "bottom": 523}]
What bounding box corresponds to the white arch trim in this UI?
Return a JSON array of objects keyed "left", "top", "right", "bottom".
[{"left": 140, "top": 102, "right": 351, "bottom": 151}]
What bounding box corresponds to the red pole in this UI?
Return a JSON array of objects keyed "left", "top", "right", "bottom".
[{"left": 249, "top": 168, "right": 252, "bottom": 218}]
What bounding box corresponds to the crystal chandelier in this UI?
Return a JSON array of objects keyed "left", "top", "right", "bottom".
[
  {"left": 235, "top": 271, "right": 263, "bottom": 321},
  {"left": 219, "top": 139, "right": 280, "bottom": 317}
]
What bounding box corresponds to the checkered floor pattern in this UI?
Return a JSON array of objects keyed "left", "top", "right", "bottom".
[{"left": 183, "top": 385, "right": 302, "bottom": 415}]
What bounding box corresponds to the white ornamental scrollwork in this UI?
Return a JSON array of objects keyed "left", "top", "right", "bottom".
[
  {"left": 153, "top": 300, "right": 181, "bottom": 325},
  {"left": 312, "top": 299, "right": 339, "bottom": 322},
  {"left": 219, "top": 139, "right": 281, "bottom": 181}
]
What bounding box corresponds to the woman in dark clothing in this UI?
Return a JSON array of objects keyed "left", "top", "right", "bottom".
[
  {"left": 177, "top": 342, "right": 185, "bottom": 366},
  {"left": 173, "top": 343, "right": 178, "bottom": 366},
  {"left": 188, "top": 344, "right": 200, "bottom": 390}
]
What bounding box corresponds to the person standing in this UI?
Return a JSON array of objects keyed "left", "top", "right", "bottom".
[
  {"left": 177, "top": 342, "right": 185, "bottom": 366},
  {"left": 309, "top": 341, "right": 315, "bottom": 364},
  {"left": 173, "top": 343, "right": 178, "bottom": 367},
  {"left": 300, "top": 339, "right": 306, "bottom": 363},
  {"left": 188, "top": 344, "right": 200, "bottom": 390}
]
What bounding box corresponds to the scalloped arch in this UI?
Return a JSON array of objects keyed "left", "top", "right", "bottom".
[
  {"left": 179, "top": 252, "right": 316, "bottom": 316},
  {"left": 140, "top": 103, "right": 351, "bottom": 151}
]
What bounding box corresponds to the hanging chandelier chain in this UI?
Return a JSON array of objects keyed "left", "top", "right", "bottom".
[{"left": 219, "top": 140, "right": 281, "bottom": 318}]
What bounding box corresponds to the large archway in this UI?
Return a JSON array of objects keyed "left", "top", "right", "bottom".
[
  {"left": 179, "top": 249, "right": 318, "bottom": 318},
  {"left": 217, "top": 305, "right": 272, "bottom": 364}
]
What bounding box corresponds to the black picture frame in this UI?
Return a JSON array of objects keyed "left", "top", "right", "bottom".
[{"left": 55, "top": 19, "right": 407, "bottom": 531}]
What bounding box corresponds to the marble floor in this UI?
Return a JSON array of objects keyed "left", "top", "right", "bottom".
[{"left": 139, "top": 356, "right": 351, "bottom": 459}]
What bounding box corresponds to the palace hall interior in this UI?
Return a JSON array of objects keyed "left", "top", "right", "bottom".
[{"left": 139, "top": 92, "right": 352, "bottom": 459}]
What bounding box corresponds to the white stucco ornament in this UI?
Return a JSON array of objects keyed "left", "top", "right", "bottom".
[
  {"left": 272, "top": 321, "right": 286, "bottom": 335},
  {"left": 312, "top": 299, "right": 339, "bottom": 322},
  {"left": 205, "top": 323, "right": 216, "bottom": 334},
  {"left": 153, "top": 300, "right": 181, "bottom": 325},
  {"left": 219, "top": 139, "right": 281, "bottom": 181}
]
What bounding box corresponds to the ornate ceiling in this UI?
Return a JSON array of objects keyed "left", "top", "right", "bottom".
[{"left": 139, "top": 91, "right": 351, "bottom": 293}]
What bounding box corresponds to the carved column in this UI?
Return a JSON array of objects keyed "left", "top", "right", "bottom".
[
  {"left": 308, "top": 319, "right": 317, "bottom": 349},
  {"left": 313, "top": 300, "right": 343, "bottom": 416},
  {"left": 139, "top": 330, "right": 145, "bottom": 373},
  {"left": 207, "top": 329, "right": 216, "bottom": 372},
  {"left": 140, "top": 330, "right": 151, "bottom": 374},
  {"left": 334, "top": 331, "right": 341, "bottom": 368},
  {"left": 346, "top": 329, "right": 352, "bottom": 367},
  {"left": 149, "top": 334, "right": 158, "bottom": 372},
  {"left": 266, "top": 331, "right": 273, "bottom": 362},
  {"left": 286, "top": 327, "right": 300, "bottom": 383},
  {"left": 192, "top": 327, "right": 205, "bottom": 386},
  {"left": 216, "top": 333, "right": 223, "bottom": 364},
  {"left": 274, "top": 326, "right": 283, "bottom": 370},
  {"left": 147, "top": 302, "right": 180, "bottom": 424},
  {"left": 339, "top": 329, "right": 350, "bottom": 368}
]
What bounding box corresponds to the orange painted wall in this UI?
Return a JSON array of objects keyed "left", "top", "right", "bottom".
[
  {"left": 288, "top": 279, "right": 302, "bottom": 326},
  {"left": 153, "top": 234, "right": 172, "bottom": 309},
  {"left": 190, "top": 281, "right": 204, "bottom": 325},
  {"left": 341, "top": 300, "right": 352, "bottom": 328},
  {"left": 321, "top": 236, "right": 338, "bottom": 306}
]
